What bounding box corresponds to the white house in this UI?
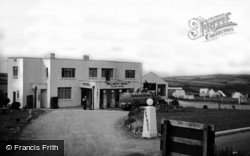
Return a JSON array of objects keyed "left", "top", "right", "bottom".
[
  {"left": 142, "top": 72, "right": 168, "bottom": 97},
  {"left": 172, "top": 89, "right": 186, "bottom": 98},
  {"left": 217, "top": 90, "right": 227, "bottom": 97},
  {"left": 208, "top": 89, "right": 216, "bottom": 97},
  {"left": 200, "top": 88, "right": 209, "bottom": 97},
  {"left": 232, "top": 92, "right": 243, "bottom": 99},
  {"left": 7, "top": 54, "right": 142, "bottom": 109}
]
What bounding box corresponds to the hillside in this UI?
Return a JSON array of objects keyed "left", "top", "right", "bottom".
[{"left": 163, "top": 74, "right": 250, "bottom": 96}]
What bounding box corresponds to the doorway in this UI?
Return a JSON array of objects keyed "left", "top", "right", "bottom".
[
  {"left": 13, "top": 92, "right": 16, "bottom": 102},
  {"left": 158, "top": 84, "right": 166, "bottom": 96},
  {"left": 81, "top": 88, "right": 93, "bottom": 109}
]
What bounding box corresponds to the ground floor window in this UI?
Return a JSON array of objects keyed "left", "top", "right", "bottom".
[{"left": 58, "top": 87, "right": 71, "bottom": 99}]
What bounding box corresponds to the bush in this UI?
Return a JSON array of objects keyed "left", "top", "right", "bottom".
[
  {"left": 203, "top": 105, "right": 208, "bottom": 109},
  {"left": 125, "top": 117, "right": 136, "bottom": 125},
  {"left": 128, "top": 108, "right": 142, "bottom": 117},
  {"left": 171, "top": 99, "right": 179, "bottom": 107},
  {"left": 11, "top": 102, "right": 21, "bottom": 110}
]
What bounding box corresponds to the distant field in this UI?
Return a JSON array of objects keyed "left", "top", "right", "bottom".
[{"left": 163, "top": 74, "right": 250, "bottom": 96}]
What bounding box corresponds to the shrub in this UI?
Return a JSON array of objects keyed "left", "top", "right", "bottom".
[
  {"left": 128, "top": 108, "right": 142, "bottom": 117},
  {"left": 11, "top": 102, "right": 21, "bottom": 110},
  {"left": 125, "top": 117, "right": 136, "bottom": 125},
  {"left": 203, "top": 105, "right": 208, "bottom": 109},
  {"left": 171, "top": 99, "right": 179, "bottom": 107}
]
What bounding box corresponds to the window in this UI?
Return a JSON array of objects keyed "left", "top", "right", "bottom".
[
  {"left": 17, "top": 90, "right": 19, "bottom": 99},
  {"left": 125, "top": 70, "right": 135, "bottom": 78},
  {"left": 13, "top": 66, "right": 18, "bottom": 77},
  {"left": 46, "top": 68, "right": 48, "bottom": 78},
  {"left": 62, "top": 68, "right": 75, "bottom": 78},
  {"left": 89, "top": 68, "right": 97, "bottom": 77},
  {"left": 58, "top": 87, "right": 71, "bottom": 99},
  {"left": 101, "top": 68, "right": 113, "bottom": 78}
]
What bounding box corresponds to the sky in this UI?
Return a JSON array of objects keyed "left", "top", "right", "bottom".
[{"left": 0, "top": 0, "right": 250, "bottom": 77}]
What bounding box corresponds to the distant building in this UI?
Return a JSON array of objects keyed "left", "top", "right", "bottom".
[
  {"left": 173, "top": 89, "right": 186, "bottom": 98},
  {"left": 168, "top": 87, "right": 183, "bottom": 97},
  {"left": 199, "top": 88, "right": 209, "bottom": 97},
  {"left": 7, "top": 54, "right": 142, "bottom": 109},
  {"left": 0, "top": 73, "right": 7, "bottom": 97},
  {"left": 142, "top": 72, "right": 168, "bottom": 96},
  {"left": 232, "top": 92, "right": 243, "bottom": 99},
  {"left": 208, "top": 89, "right": 216, "bottom": 97},
  {"left": 217, "top": 90, "right": 227, "bottom": 97},
  {"left": 184, "top": 95, "right": 195, "bottom": 100}
]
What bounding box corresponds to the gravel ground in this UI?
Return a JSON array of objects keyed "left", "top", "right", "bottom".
[{"left": 19, "top": 109, "right": 161, "bottom": 156}]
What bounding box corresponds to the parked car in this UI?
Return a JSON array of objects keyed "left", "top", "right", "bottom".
[{"left": 119, "top": 92, "right": 166, "bottom": 110}]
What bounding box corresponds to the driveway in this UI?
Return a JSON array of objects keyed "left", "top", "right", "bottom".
[{"left": 19, "top": 109, "right": 161, "bottom": 156}]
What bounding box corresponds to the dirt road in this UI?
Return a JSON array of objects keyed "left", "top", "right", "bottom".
[{"left": 19, "top": 110, "right": 160, "bottom": 156}]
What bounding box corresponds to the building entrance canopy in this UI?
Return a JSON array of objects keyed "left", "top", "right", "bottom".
[{"left": 79, "top": 80, "right": 95, "bottom": 89}]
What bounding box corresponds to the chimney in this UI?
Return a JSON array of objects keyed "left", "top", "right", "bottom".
[
  {"left": 51, "top": 53, "right": 55, "bottom": 59},
  {"left": 83, "top": 55, "right": 89, "bottom": 61}
]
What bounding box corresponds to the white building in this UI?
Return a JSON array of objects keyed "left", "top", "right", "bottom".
[
  {"left": 208, "top": 89, "right": 216, "bottom": 97},
  {"left": 142, "top": 72, "right": 168, "bottom": 97},
  {"left": 199, "top": 88, "right": 209, "bottom": 97},
  {"left": 172, "top": 89, "right": 186, "bottom": 98},
  {"left": 232, "top": 92, "right": 243, "bottom": 99},
  {"left": 7, "top": 54, "right": 142, "bottom": 109}
]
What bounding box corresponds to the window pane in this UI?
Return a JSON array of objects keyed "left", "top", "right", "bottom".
[
  {"left": 89, "top": 68, "right": 97, "bottom": 77},
  {"left": 58, "top": 87, "right": 71, "bottom": 99},
  {"left": 125, "top": 70, "right": 135, "bottom": 78},
  {"left": 62, "top": 68, "right": 75, "bottom": 78},
  {"left": 13, "top": 66, "right": 18, "bottom": 76},
  {"left": 101, "top": 68, "right": 113, "bottom": 78}
]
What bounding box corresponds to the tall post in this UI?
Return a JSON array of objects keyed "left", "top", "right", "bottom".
[{"left": 142, "top": 98, "right": 158, "bottom": 138}]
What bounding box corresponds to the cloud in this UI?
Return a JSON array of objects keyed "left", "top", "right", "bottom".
[{"left": 0, "top": 0, "right": 250, "bottom": 76}]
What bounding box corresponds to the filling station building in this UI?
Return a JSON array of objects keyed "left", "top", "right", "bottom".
[{"left": 7, "top": 54, "right": 142, "bottom": 109}]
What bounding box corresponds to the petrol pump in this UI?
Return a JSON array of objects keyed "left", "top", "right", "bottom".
[
  {"left": 103, "top": 90, "right": 107, "bottom": 108},
  {"left": 119, "top": 89, "right": 122, "bottom": 107},
  {"left": 111, "top": 90, "right": 116, "bottom": 107}
]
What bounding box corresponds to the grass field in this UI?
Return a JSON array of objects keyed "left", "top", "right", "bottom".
[
  {"left": 0, "top": 109, "right": 45, "bottom": 140},
  {"left": 163, "top": 74, "right": 250, "bottom": 96},
  {"left": 130, "top": 108, "right": 250, "bottom": 133}
]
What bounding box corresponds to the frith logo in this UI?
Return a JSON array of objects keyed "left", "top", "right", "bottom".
[
  {"left": 6, "top": 145, "right": 12, "bottom": 150},
  {"left": 188, "top": 12, "right": 237, "bottom": 41}
]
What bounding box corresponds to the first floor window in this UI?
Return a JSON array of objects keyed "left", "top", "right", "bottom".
[
  {"left": 101, "top": 68, "right": 113, "bottom": 78},
  {"left": 62, "top": 68, "right": 75, "bottom": 78},
  {"left": 46, "top": 68, "right": 49, "bottom": 78},
  {"left": 89, "top": 68, "right": 97, "bottom": 77},
  {"left": 13, "top": 66, "right": 18, "bottom": 77},
  {"left": 58, "top": 87, "right": 71, "bottom": 99},
  {"left": 17, "top": 90, "right": 19, "bottom": 99},
  {"left": 125, "top": 70, "right": 135, "bottom": 78}
]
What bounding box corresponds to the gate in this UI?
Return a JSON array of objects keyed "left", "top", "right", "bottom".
[{"left": 161, "top": 119, "right": 215, "bottom": 156}]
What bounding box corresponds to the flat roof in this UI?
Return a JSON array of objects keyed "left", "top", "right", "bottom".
[{"left": 8, "top": 57, "right": 142, "bottom": 64}]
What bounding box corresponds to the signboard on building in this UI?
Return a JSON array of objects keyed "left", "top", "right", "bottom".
[
  {"left": 79, "top": 81, "right": 95, "bottom": 89},
  {"left": 106, "top": 81, "right": 128, "bottom": 88}
]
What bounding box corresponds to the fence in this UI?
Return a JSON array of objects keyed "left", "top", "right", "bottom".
[{"left": 161, "top": 119, "right": 215, "bottom": 156}]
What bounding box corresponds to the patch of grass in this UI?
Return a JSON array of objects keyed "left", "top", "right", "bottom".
[
  {"left": 129, "top": 108, "right": 250, "bottom": 133},
  {"left": 156, "top": 109, "right": 250, "bottom": 132},
  {"left": 0, "top": 109, "right": 45, "bottom": 140}
]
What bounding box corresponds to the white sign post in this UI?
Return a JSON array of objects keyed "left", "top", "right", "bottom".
[{"left": 142, "top": 98, "right": 158, "bottom": 138}]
